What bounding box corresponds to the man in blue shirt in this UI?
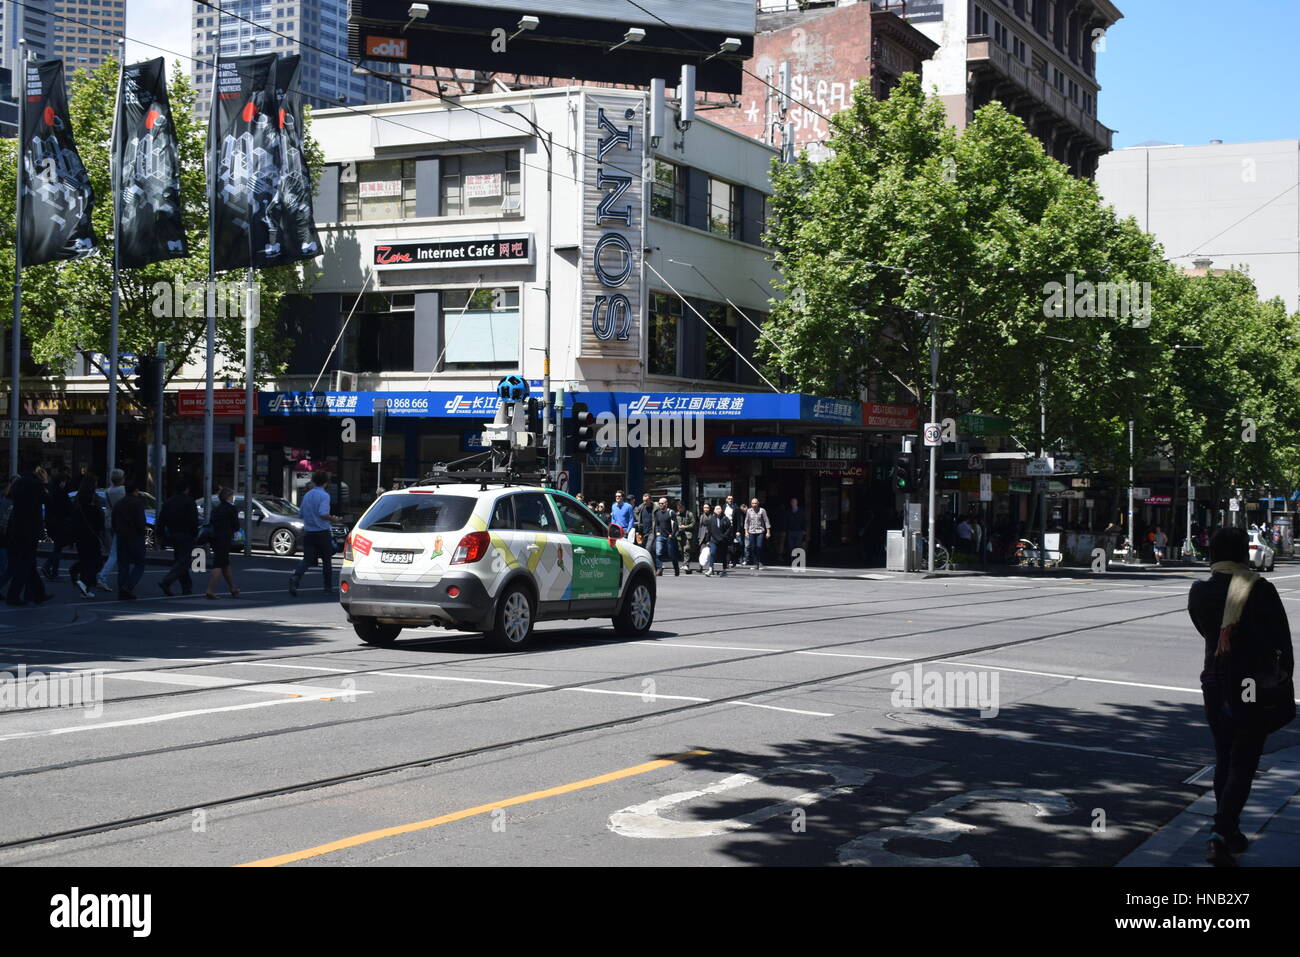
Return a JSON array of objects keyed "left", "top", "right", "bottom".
[
  {"left": 609, "top": 490, "right": 634, "bottom": 539},
  {"left": 289, "top": 470, "right": 342, "bottom": 596}
]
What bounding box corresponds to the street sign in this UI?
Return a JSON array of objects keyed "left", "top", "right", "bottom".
[
  {"left": 373, "top": 398, "right": 388, "bottom": 437},
  {"left": 979, "top": 473, "right": 992, "bottom": 502},
  {"left": 556, "top": 470, "right": 570, "bottom": 492},
  {"left": 968, "top": 454, "right": 984, "bottom": 470},
  {"left": 1229, "top": 498, "right": 1240, "bottom": 511},
  {"left": 1026, "top": 457, "right": 1055, "bottom": 476},
  {"left": 1071, "top": 478, "right": 1091, "bottom": 488},
  {"left": 923, "top": 423, "right": 941, "bottom": 447},
  {"left": 1133, "top": 487, "right": 1151, "bottom": 499},
  {"left": 370, "top": 435, "right": 382, "bottom": 464}
]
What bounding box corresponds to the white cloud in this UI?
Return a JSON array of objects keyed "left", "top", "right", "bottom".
[{"left": 124, "top": 0, "right": 195, "bottom": 74}]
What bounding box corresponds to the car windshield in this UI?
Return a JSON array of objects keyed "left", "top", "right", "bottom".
[{"left": 358, "top": 494, "right": 475, "bottom": 534}]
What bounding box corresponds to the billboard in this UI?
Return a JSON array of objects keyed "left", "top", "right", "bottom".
[{"left": 349, "top": 0, "right": 754, "bottom": 94}]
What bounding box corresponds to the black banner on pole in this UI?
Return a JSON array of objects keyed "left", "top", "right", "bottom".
[
  {"left": 19, "top": 58, "right": 96, "bottom": 266},
  {"left": 269, "top": 55, "right": 321, "bottom": 267},
  {"left": 209, "top": 53, "right": 279, "bottom": 272},
  {"left": 116, "top": 58, "right": 188, "bottom": 268}
]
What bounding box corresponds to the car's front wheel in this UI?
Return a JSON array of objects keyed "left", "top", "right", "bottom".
[
  {"left": 270, "top": 528, "right": 297, "bottom": 556},
  {"left": 485, "top": 583, "right": 534, "bottom": 650},
  {"left": 353, "top": 618, "right": 401, "bottom": 646},
  {"left": 613, "top": 574, "right": 656, "bottom": 637}
]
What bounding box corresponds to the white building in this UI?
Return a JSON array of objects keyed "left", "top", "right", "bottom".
[{"left": 1096, "top": 139, "right": 1300, "bottom": 311}]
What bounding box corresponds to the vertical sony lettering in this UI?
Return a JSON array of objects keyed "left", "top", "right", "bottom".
[{"left": 20, "top": 58, "right": 96, "bottom": 265}]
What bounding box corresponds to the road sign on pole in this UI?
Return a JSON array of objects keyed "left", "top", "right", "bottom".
[
  {"left": 370, "top": 435, "right": 382, "bottom": 464},
  {"left": 980, "top": 473, "right": 992, "bottom": 502},
  {"left": 1229, "top": 498, "right": 1240, "bottom": 512},
  {"left": 556, "top": 470, "right": 569, "bottom": 492},
  {"left": 923, "top": 423, "right": 941, "bottom": 447},
  {"left": 1026, "top": 457, "right": 1055, "bottom": 476}
]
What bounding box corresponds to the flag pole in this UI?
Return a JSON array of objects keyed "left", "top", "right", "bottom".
[
  {"left": 107, "top": 40, "right": 124, "bottom": 483},
  {"left": 9, "top": 41, "right": 26, "bottom": 479},
  {"left": 203, "top": 47, "right": 218, "bottom": 523}
]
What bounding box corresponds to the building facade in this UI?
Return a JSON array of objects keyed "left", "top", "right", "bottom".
[
  {"left": 1096, "top": 140, "right": 1300, "bottom": 312},
  {"left": 50, "top": 0, "right": 125, "bottom": 74},
  {"left": 1, "top": 0, "right": 54, "bottom": 79},
  {"left": 190, "top": 0, "right": 403, "bottom": 115}
]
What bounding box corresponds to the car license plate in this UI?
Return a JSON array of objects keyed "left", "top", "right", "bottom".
[{"left": 381, "top": 551, "right": 414, "bottom": 564}]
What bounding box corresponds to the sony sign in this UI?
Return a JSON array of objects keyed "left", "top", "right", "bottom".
[{"left": 580, "top": 92, "right": 644, "bottom": 359}]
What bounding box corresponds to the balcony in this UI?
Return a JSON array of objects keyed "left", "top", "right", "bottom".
[{"left": 966, "top": 36, "right": 1112, "bottom": 152}]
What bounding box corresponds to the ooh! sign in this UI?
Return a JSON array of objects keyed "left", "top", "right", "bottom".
[{"left": 365, "top": 37, "right": 408, "bottom": 59}]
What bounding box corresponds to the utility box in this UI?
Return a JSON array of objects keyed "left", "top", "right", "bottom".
[{"left": 887, "top": 529, "right": 908, "bottom": 571}]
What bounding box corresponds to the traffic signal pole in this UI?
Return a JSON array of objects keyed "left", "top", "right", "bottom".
[{"left": 927, "top": 317, "right": 939, "bottom": 573}]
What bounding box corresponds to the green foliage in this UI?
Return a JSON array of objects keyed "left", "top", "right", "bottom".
[
  {"left": 1, "top": 58, "right": 321, "bottom": 400},
  {"left": 763, "top": 73, "right": 1300, "bottom": 495}
]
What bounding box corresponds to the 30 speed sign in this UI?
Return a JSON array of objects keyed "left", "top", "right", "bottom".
[{"left": 923, "top": 423, "right": 942, "bottom": 447}]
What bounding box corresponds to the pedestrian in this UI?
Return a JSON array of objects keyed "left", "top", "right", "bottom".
[
  {"left": 4, "top": 463, "right": 51, "bottom": 606},
  {"left": 651, "top": 496, "right": 679, "bottom": 576},
  {"left": 734, "top": 501, "right": 749, "bottom": 565},
  {"left": 205, "top": 487, "right": 242, "bottom": 599},
  {"left": 634, "top": 492, "right": 654, "bottom": 548},
  {"left": 594, "top": 501, "right": 607, "bottom": 519},
  {"left": 675, "top": 500, "right": 695, "bottom": 574},
  {"left": 1154, "top": 526, "right": 1168, "bottom": 564},
  {"left": 1188, "top": 526, "right": 1295, "bottom": 865},
  {"left": 785, "top": 498, "right": 807, "bottom": 563},
  {"left": 575, "top": 492, "right": 586, "bottom": 506},
  {"left": 157, "top": 483, "right": 199, "bottom": 596},
  {"left": 66, "top": 475, "right": 105, "bottom": 599},
  {"left": 96, "top": 469, "right": 127, "bottom": 592},
  {"left": 957, "top": 515, "right": 974, "bottom": 556},
  {"left": 41, "top": 465, "right": 72, "bottom": 581},
  {"left": 610, "top": 490, "right": 634, "bottom": 540},
  {"left": 703, "top": 504, "right": 732, "bottom": 577},
  {"left": 112, "top": 484, "right": 148, "bottom": 600},
  {"left": 745, "top": 497, "right": 772, "bottom": 570},
  {"left": 288, "top": 470, "right": 343, "bottom": 596}
]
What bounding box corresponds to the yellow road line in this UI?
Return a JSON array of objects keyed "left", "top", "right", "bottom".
[{"left": 237, "top": 749, "right": 711, "bottom": 867}]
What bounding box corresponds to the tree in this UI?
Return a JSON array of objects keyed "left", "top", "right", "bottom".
[{"left": 1, "top": 58, "right": 322, "bottom": 403}]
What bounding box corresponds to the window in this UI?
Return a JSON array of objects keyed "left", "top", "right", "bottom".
[
  {"left": 339, "top": 158, "right": 416, "bottom": 222},
  {"left": 358, "top": 494, "right": 476, "bottom": 533},
  {"left": 650, "top": 160, "right": 686, "bottom": 224},
  {"left": 490, "top": 496, "right": 515, "bottom": 530},
  {"left": 553, "top": 496, "right": 606, "bottom": 538},
  {"left": 701, "top": 301, "right": 739, "bottom": 382},
  {"left": 708, "top": 177, "right": 738, "bottom": 239},
  {"left": 339, "top": 293, "right": 413, "bottom": 373},
  {"left": 512, "top": 493, "right": 557, "bottom": 532},
  {"left": 971, "top": 4, "right": 990, "bottom": 35},
  {"left": 992, "top": 18, "right": 1008, "bottom": 48},
  {"left": 1012, "top": 35, "right": 1026, "bottom": 62},
  {"left": 442, "top": 287, "right": 520, "bottom": 370},
  {"left": 441, "top": 151, "right": 521, "bottom": 217},
  {"left": 649, "top": 293, "right": 682, "bottom": 376}
]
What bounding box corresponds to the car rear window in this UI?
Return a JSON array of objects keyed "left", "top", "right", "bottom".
[{"left": 358, "top": 494, "right": 475, "bottom": 534}]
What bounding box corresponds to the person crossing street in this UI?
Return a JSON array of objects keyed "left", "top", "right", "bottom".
[
  {"left": 157, "top": 484, "right": 199, "bottom": 596},
  {"left": 745, "top": 497, "right": 772, "bottom": 570},
  {"left": 288, "top": 471, "right": 343, "bottom": 596},
  {"left": 651, "top": 496, "right": 680, "bottom": 576}
]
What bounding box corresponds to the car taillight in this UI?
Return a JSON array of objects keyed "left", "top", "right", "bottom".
[
  {"left": 344, "top": 534, "right": 354, "bottom": 561},
  {"left": 451, "top": 531, "right": 490, "bottom": 565}
]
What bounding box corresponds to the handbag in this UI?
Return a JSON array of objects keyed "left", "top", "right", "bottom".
[{"left": 231, "top": 528, "right": 246, "bottom": 548}]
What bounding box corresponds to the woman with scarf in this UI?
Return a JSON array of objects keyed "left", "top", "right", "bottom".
[{"left": 1188, "top": 526, "right": 1295, "bottom": 865}]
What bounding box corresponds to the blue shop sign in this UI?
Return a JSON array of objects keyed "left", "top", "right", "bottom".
[
  {"left": 461, "top": 430, "right": 489, "bottom": 451},
  {"left": 715, "top": 436, "right": 796, "bottom": 457},
  {"left": 800, "top": 395, "right": 860, "bottom": 425},
  {"left": 261, "top": 391, "right": 504, "bottom": 418},
  {"left": 593, "top": 392, "right": 859, "bottom": 423}
]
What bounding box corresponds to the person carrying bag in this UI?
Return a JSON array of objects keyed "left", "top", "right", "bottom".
[{"left": 1188, "top": 526, "right": 1295, "bottom": 866}]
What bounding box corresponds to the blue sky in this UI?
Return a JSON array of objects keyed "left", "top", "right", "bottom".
[{"left": 1096, "top": 0, "right": 1300, "bottom": 148}]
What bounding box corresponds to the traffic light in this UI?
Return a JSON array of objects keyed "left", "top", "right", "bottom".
[
  {"left": 134, "top": 355, "right": 161, "bottom": 408},
  {"left": 572, "top": 402, "right": 597, "bottom": 460},
  {"left": 893, "top": 454, "right": 914, "bottom": 493}
]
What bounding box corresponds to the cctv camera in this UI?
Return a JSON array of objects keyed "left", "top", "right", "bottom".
[{"left": 407, "top": 3, "right": 429, "bottom": 18}]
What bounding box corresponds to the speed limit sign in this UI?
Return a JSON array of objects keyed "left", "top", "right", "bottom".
[{"left": 923, "top": 423, "right": 942, "bottom": 447}]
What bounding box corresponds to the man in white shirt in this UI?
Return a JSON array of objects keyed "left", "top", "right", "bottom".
[
  {"left": 96, "top": 469, "right": 126, "bottom": 591},
  {"left": 288, "top": 471, "right": 343, "bottom": 596}
]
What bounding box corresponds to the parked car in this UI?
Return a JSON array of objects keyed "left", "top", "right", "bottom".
[
  {"left": 212, "top": 494, "right": 349, "bottom": 556},
  {"left": 1249, "top": 529, "right": 1276, "bottom": 571}
]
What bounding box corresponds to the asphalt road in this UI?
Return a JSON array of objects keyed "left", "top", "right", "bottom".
[{"left": 1, "top": 555, "right": 1298, "bottom": 868}]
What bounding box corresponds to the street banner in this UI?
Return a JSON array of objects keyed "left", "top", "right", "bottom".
[
  {"left": 20, "top": 58, "right": 96, "bottom": 266},
  {"left": 268, "top": 55, "right": 321, "bottom": 266},
  {"left": 115, "top": 58, "right": 188, "bottom": 268},
  {"left": 209, "top": 53, "right": 281, "bottom": 271}
]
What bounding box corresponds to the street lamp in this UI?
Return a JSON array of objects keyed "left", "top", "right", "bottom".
[{"left": 496, "top": 104, "right": 554, "bottom": 477}]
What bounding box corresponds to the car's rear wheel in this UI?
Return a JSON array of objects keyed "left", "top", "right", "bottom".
[
  {"left": 613, "top": 575, "right": 656, "bottom": 637},
  {"left": 271, "top": 528, "right": 296, "bottom": 556},
  {"left": 485, "top": 583, "right": 534, "bottom": 650},
  {"left": 353, "top": 618, "right": 402, "bottom": 646}
]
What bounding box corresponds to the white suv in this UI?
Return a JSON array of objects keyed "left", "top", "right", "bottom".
[{"left": 339, "top": 482, "right": 657, "bottom": 649}]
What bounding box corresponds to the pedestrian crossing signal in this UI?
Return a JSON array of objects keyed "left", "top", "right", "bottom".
[{"left": 893, "top": 454, "right": 913, "bottom": 492}]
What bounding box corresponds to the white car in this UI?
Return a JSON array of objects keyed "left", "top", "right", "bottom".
[
  {"left": 339, "top": 482, "right": 657, "bottom": 649},
  {"left": 1249, "top": 529, "right": 1276, "bottom": 571}
]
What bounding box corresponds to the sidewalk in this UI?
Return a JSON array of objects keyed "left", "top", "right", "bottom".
[{"left": 1119, "top": 746, "right": 1300, "bottom": 867}]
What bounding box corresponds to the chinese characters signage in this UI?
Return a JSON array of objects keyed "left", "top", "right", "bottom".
[{"left": 372, "top": 235, "right": 533, "bottom": 268}]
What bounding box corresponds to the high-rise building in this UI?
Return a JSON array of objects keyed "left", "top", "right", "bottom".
[
  {"left": 51, "top": 0, "right": 126, "bottom": 74},
  {"left": 190, "top": 0, "right": 404, "bottom": 116},
  {"left": 1, "top": 0, "right": 55, "bottom": 80}
]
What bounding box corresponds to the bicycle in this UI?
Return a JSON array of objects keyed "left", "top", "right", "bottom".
[{"left": 915, "top": 536, "right": 952, "bottom": 571}]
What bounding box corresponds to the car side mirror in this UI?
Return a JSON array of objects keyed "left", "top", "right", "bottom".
[{"left": 608, "top": 524, "right": 623, "bottom": 540}]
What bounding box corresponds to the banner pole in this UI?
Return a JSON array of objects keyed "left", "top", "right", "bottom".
[
  {"left": 107, "top": 45, "right": 124, "bottom": 483},
  {"left": 9, "top": 42, "right": 26, "bottom": 479},
  {"left": 244, "top": 266, "right": 255, "bottom": 556}
]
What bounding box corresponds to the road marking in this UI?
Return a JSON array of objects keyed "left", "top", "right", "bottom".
[
  {"left": 238, "top": 749, "right": 713, "bottom": 867},
  {"left": 101, "top": 670, "right": 358, "bottom": 697},
  {"left": 565, "top": 687, "right": 708, "bottom": 702},
  {"left": 369, "top": 672, "right": 553, "bottom": 689},
  {"left": 729, "top": 701, "right": 835, "bottom": 717},
  {"left": 634, "top": 641, "right": 773, "bottom": 653},
  {"left": 230, "top": 662, "right": 354, "bottom": 673},
  {"left": 797, "top": 651, "right": 913, "bottom": 662},
  {"left": 0, "top": 696, "right": 326, "bottom": 742},
  {"left": 932, "top": 658, "right": 1215, "bottom": 697}
]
